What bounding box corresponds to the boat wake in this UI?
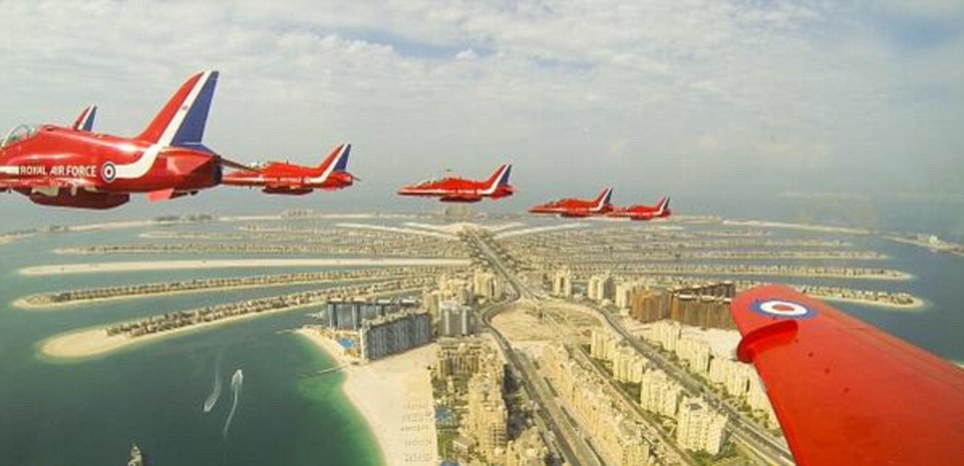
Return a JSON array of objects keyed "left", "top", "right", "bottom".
[
  {"left": 203, "top": 356, "right": 223, "bottom": 413},
  {"left": 222, "top": 369, "right": 243, "bottom": 438}
]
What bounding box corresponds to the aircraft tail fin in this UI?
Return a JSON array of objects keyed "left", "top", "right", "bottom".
[
  {"left": 72, "top": 105, "right": 97, "bottom": 132},
  {"left": 594, "top": 188, "right": 614, "bottom": 211},
  {"left": 486, "top": 164, "right": 512, "bottom": 185},
  {"left": 135, "top": 71, "right": 219, "bottom": 152},
  {"left": 656, "top": 196, "right": 670, "bottom": 215},
  {"left": 315, "top": 143, "right": 351, "bottom": 178}
]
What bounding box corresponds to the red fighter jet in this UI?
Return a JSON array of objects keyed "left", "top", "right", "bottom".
[
  {"left": 397, "top": 164, "right": 513, "bottom": 203},
  {"left": 0, "top": 70, "right": 253, "bottom": 209},
  {"left": 220, "top": 143, "right": 357, "bottom": 195},
  {"left": 730, "top": 285, "right": 964, "bottom": 465},
  {"left": 607, "top": 196, "right": 671, "bottom": 221},
  {"left": 528, "top": 188, "right": 614, "bottom": 218}
]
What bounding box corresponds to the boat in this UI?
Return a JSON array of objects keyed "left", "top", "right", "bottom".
[{"left": 127, "top": 443, "right": 144, "bottom": 466}]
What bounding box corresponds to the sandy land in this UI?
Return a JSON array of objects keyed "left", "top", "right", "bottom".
[
  {"left": 722, "top": 219, "right": 872, "bottom": 235},
  {"left": 814, "top": 294, "right": 927, "bottom": 311},
  {"left": 20, "top": 258, "right": 470, "bottom": 276},
  {"left": 15, "top": 275, "right": 409, "bottom": 310},
  {"left": 494, "top": 223, "right": 586, "bottom": 239},
  {"left": 65, "top": 220, "right": 161, "bottom": 232},
  {"left": 403, "top": 221, "right": 525, "bottom": 234},
  {"left": 40, "top": 301, "right": 333, "bottom": 360},
  {"left": 336, "top": 222, "right": 457, "bottom": 240},
  {"left": 297, "top": 328, "right": 439, "bottom": 466}
]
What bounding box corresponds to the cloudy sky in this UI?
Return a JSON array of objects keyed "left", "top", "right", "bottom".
[{"left": 1, "top": 0, "right": 962, "bottom": 212}]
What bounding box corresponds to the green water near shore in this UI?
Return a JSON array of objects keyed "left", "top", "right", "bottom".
[{"left": 0, "top": 228, "right": 383, "bottom": 466}]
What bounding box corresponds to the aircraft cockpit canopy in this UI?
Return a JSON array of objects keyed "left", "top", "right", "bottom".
[{"left": 1, "top": 125, "right": 40, "bottom": 149}]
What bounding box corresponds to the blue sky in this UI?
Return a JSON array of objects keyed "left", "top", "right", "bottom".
[{"left": 0, "top": 0, "right": 962, "bottom": 215}]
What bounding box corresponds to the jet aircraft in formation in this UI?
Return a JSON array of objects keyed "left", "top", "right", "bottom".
[
  {"left": 397, "top": 164, "right": 514, "bottom": 203},
  {"left": 220, "top": 143, "right": 357, "bottom": 195},
  {"left": 0, "top": 71, "right": 350, "bottom": 209},
  {"left": 529, "top": 189, "right": 672, "bottom": 221},
  {"left": 5, "top": 72, "right": 678, "bottom": 214},
  {"left": 607, "top": 196, "right": 671, "bottom": 221},
  {"left": 529, "top": 188, "right": 614, "bottom": 217}
]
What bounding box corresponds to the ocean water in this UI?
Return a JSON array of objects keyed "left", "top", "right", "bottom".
[
  {"left": 1, "top": 212, "right": 963, "bottom": 465},
  {"left": 0, "top": 229, "right": 382, "bottom": 466}
]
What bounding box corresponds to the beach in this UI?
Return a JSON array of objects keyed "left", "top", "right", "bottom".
[
  {"left": 296, "top": 328, "right": 439, "bottom": 466},
  {"left": 14, "top": 275, "right": 412, "bottom": 310},
  {"left": 336, "top": 222, "right": 458, "bottom": 240},
  {"left": 21, "top": 258, "right": 470, "bottom": 276},
  {"left": 815, "top": 294, "right": 927, "bottom": 311},
  {"left": 41, "top": 302, "right": 330, "bottom": 360}
]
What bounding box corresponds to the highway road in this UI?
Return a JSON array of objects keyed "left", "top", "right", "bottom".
[
  {"left": 464, "top": 227, "right": 796, "bottom": 466},
  {"left": 590, "top": 305, "right": 796, "bottom": 465}
]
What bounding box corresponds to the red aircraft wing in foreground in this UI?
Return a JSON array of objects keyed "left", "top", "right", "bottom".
[
  {"left": 220, "top": 143, "right": 357, "bottom": 195},
  {"left": 607, "top": 196, "right": 671, "bottom": 221},
  {"left": 397, "top": 164, "right": 513, "bottom": 202},
  {"left": 0, "top": 71, "right": 250, "bottom": 209},
  {"left": 529, "top": 188, "right": 614, "bottom": 217},
  {"left": 730, "top": 285, "right": 964, "bottom": 466}
]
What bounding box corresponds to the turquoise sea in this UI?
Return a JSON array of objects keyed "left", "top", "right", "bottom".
[
  {"left": 0, "top": 225, "right": 383, "bottom": 466},
  {"left": 1, "top": 214, "right": 963, "bottom": 465}
]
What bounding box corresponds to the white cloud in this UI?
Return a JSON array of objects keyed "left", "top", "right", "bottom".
[{"left": 0, "top": 0, "right": 961, "bottom": 199}]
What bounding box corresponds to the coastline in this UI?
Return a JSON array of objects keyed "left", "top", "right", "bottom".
[
  {"left": 814, "top": 294, "right": 927, "bottom": 312},
  {"left": 14, "top": 275, "right": 414, "bottom": 310},
  {"left": 40, "top": 301, "right": 328, "bottom": 360},
  {"left": 20, "top": 258, "right": 470, "bottom": 276},
  {"left": 295, "top": 328, "right": 438, "bottom": 466}
]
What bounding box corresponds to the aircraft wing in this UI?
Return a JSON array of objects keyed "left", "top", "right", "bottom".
[{"left": 730, "top": 284, "right": 964, "bottom": 466}]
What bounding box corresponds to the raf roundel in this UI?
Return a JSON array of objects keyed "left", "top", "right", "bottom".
[
  {"left": 751, "top": 299, "right": 816, "bottom": 319},
  {"left": 101, "top": 162, "right": 116, "bottom": 183}
]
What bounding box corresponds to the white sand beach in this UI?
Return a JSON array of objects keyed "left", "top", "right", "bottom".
[
  {"left": 494, "top": 223, "right": 586, "bottom": 239},
  {"left": 41, "top": 302, "right": 332, "bottom": 360},
  {"left": 21, "top": 258, "right": 470, "bottom": 276},
  {"left": 296, "top": 328, "right": 439, "bottom": 466},
  {"left": 336, "top": 222, "right": 458, "bottom": 240}
]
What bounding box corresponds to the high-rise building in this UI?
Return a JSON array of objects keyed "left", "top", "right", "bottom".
[
  {"left": 677, "top": 337, "right": 711, "bottom": 374},
  {"left": 587, "top": 273, "right": 616, "bottom": 303},
  {"left": 639, "top": 368, "right": 684, "bottom": 417},
  {"left": 321, "top": 298, "right": 419, "bottom": 330},
  {"left": 707, "top": 356, "right": 754, "bottom": 399},
  {"left": 540, "top": 344, "right": 654, "bottom": 466},
  {"left": 433, "top": 337, "right": 501, "bottom": 379},
  {"left": 668, "top": 282, "right": 736, "bottom": 329},
  {"left": 629, "top": 282, "right": 737, "bottom": 329},
  {"left": 438, "top": 301, "right": 475, "bottom": 337},
  {"left": 422, "top": 288, "right": 441, "bottom": 322},
  {"left": 359, "top": 310, "right": 431, "bottom": 360},
  {"left": 466, "top": 370, "right": 507, "bottom": 462},
  {"left": 615, "top": 281, "right": 644, "bottom": 310},
  {"left": 676, "top": 396, "right": 728, "bottom": 454},
  {"left": 473, "top": 270, "right": 504, "bottom": 300},
  {"left": 612, "top": 346, "right": 648, "bottom": 384},
  {"left": 650, "top": 319, "right": 682, "bottom": 353},
  {"left": 747, "top": 373, "right": 779, "bottom": 428},
  {"left": 590, "top": 329, "right": 619, "bottom": 361},
  {"left": 552, "top": 268, "right": 573, "bottom": 297},
  {"left": 629, "top": 288, "right": 667, "bottom": 322},
  {"left": 438, "top": 276, "right": 475, "bottom": 306}
]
